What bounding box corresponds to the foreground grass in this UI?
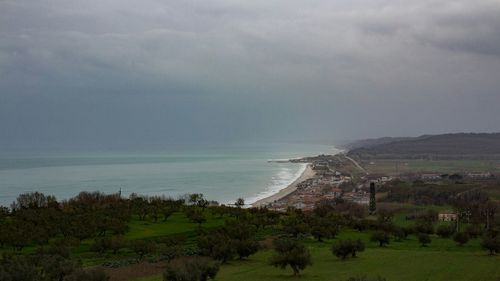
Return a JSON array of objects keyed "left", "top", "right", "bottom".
[
  {"left": 126, "top": 212, "right": 227, "bottom": 240},
  {"left": 134, "top": 231, "right": 500, "bottom": 281}
]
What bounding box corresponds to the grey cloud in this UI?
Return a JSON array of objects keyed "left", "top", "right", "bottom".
[{"left": 1, "top": 0, "right": 500, "bottom": 148}]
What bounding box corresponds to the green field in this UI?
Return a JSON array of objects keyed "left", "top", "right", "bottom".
[
  {"left": 126, "top": 212, "right": 227, "bottom": 240},
  {"left": 4, "top": 205, "right": 499, "bottom": 281},
  {"left": 0, "top": 211, "right": 228, "bottom": 267},
  {"left": 134, "top": 229, "right": 500, "bottom": 281},
  {"left": 361, "top": 159, "right": 500, "bottom": 175},
  {"left": 100, "top": 210, "right": 500, "bottom": 281}
]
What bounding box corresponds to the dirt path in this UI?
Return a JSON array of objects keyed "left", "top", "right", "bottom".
[{"left": 344, "top": 155, "right": 369, "bottom": 175}]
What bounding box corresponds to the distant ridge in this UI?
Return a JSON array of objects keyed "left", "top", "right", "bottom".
[{"left": 346, "top": 133, "right": 500, "bottom": 160}]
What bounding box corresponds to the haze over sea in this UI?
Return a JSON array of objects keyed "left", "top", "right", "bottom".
[{"left": 0, "top": 143, "right": 338, "bottom": 206}]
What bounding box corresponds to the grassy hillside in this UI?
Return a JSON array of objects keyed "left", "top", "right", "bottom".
[
  {"left": 135, "top": 230, "right": 500, "bottom": 281},
  {"left": 347, "top": 133, "right": 500, "bottom": 160}
]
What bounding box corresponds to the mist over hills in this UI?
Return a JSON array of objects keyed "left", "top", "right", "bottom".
[{"left": 345, "top": 133, "right": 500, "bottom": 160}]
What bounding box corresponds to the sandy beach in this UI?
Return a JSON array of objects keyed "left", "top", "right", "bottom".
[{"left": 251, "top": 163, "right": 315, "bottom": 207}]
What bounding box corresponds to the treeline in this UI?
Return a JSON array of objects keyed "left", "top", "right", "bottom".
[
  {"left": 380, "top": 180, "right": 474, "bottom": 206},
  {"left": 2, "top": 189, "right": 500, "bottom": 281}
]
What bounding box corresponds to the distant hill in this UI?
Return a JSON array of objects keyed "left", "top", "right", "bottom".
[
  {"left": 339, "top": 137, "right": 415, "bottom": 150},
  {"left": 346, "top": 133, "right": 500, "bottom": 160}
]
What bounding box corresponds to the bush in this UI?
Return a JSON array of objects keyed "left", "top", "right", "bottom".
[
  {"left": 392, "top": 226, "right": 406, "bottom": 242},
  {"left": 481, "top": 234, "right": 500, "bottom": 255},
  {"left": 436, "top": 225, "right": 455, "bottom": 238},
  {"left": 131, "top": 240, "right": 155, "bottom": 259},
  {"left": 415, "top": 222, "right": 434, "bottom": 234},
  {"left": 310, "top": 216, "right": 340, "bottom": 242},
  {"left": 234, "top": 239, "right": 259, "bottom": 260},
  {"left": 198, "top": 231, "right": 235, "bottom": 263},
  {"left": 270, "top": 237, "right": 312, "bottom": 276},
  {"left": 90, "top": 237, "right": 111, "bottom": 255},
  {"left": 109, "top": 236, "right": 127, "bottom": 254},
  {"left": 371, "top": 231, "right": 390, "bottom": 247},
  {"left": 465, "top": 224, "right": 483, "bottom": 239},
  {"left": 453, "top": 232, "right": 469, "bottom": 246},
  {"left": 417, "top": 233, "right": 431, "bottom": 247},
  {"left": 163, "top": 256, "right": 220, "bottom": 281},
  {"left": 332, "top": 239, "right": 365, "bottom": 260},
  {"left": 157, "top": 244, "right": 184, "bottom": 261}
]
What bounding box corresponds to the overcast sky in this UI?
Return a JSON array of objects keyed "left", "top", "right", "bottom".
[{"left": 1, "top": 0, "right": 500, "bottom": 149}]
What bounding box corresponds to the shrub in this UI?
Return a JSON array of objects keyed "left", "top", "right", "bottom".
[
  {"left": 131, "top": 240, "right": 155, "bottom": 259},
  {"left": 465, "top": 224, "right": 483, "bottom": 239},
  {"left": 332, "top": 239, "right": 365, "bottom": 260},
  {"left": 163, "top": 256, "right": 219, "bottom": 281},
  {"left": 157, "top": 244, "right": 184, "bottom": 261},
  {"left": 453, "top": 232, "right": 469, "bottom": 246},
  {"left": 392, "top": 226, "right": 406, "bottom": 241},
  {"left": 481, "top": 234, "right": 500, "bottom": 255},
  {"left": 197, "top": 231, "right": 235, "bottom": 263},
  {"left": 90, "top": 237, "right": 111, "bottom": 255},
  {"left": 270, "top": 237, "right": 312, "bottom": 276},
  {"left": 417, "top": 233, "right": 431, "bottom": 247},
  {"left": 371, "top": 231, "right": 390, "bottom": 247},
  {"left": 415, "top": 222, "right": 434, "bottom": 234},
  {"left": 436, "top": 225, "right": 455, "bottom": 238},
  {"left": 109, "top": 236, "right": 127, "bottom": 254}
]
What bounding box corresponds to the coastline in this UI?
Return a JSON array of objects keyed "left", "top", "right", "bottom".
[{"left": 251, "top": 163, "right": 315, "bottom": 208}]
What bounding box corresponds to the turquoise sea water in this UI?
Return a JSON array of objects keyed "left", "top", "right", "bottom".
[{"left": 0, "top": 143, "right": 338, "bottom": 206}]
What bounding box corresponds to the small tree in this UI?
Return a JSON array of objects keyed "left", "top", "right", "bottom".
[
  {"left": 186, "top": 209, "right": 206, "bottom": 226},
  {"left": 392, "top": 226, "right": 406, "bottom": 242},
  {"left": 270, "top": 238, "right": 312, "bottom": 276},
  {"left": 198, "top": 231, "right": 235, "bottom": 263},
  {"left": 310, "top": 216, "right": 339, "bottom": 242},
  {"left": 234, "top": 239, "right": 259, "bottom": 260},
  {"left": 371, "top": 231, "right": 390, "bottom": 247},
  {"left": 157, "top": 244, "right": 184, "bottom": 261},
  {"left": 418, "top": 233, "right": 431, "bottom": 247},
  {"left": 481, "top": 234, "right": 500, "bottom": 255},
  {"left": 453, "top": 232, "right": 469, "bottom": 246},
  {"left": 90, "top": 237, "right": 111, "bottom": 255},
  {"left": 465, "top": 224, "right": 483, "bottom": 239},
  {"left": 331, "top": 239, "right": 365, "bottom": 260},
  {"left": 131, "top": 240, "right": 155, "bottom": 260},
  {"left": 235, "top": 198, "right": 245, "bottom": 208},
  {"left": 163, "top": 256, "right": 220, "bottom": 281},
  {"left": 415, "top": 222, "right": 434, "bottom": 234},
  {"left": 109, "top": 236, "right": 127, "bottom": 254},
  {"left": 436, "top": 225, "right": 455, "bottom": 238},
  {"left": 282, "top": 215, "right": 310, "bottom": 238},
  {"left": 162, "top": 207, "right": 176, "bottom": 222}
]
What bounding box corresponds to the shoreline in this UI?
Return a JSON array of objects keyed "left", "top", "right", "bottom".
[{"left": 251, "top": 163, "right": 315, "bottom": 208}]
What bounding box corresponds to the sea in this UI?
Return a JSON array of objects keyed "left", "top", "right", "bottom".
[{"left": 0, "top": 143, "right": 339, "bottom": 207}]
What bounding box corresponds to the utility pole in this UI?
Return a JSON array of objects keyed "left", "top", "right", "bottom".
[{"left": 369, "top": 182, "right": 376, "bottom": 215}]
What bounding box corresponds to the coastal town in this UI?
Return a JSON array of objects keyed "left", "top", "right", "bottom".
[
  {"left": 255, "top": 153, "right": 497, "bottom": 216},
  {"left": 253, "top": 154, "right": 376, "bottom": 211}
]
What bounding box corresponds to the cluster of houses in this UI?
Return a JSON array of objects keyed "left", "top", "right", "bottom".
[
  {"left": 267, "top": 163, "right": 370, "bottom": 211},
  {"left": 267, "top": 154, "right": 497, "bottom": 213}
]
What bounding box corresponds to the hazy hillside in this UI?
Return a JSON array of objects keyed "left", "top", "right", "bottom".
[
  {"left": 347, "top": 133, "right": 500, "bottom": 160},
  {"left": 339, "top": 137, "right": 416, "bottom": 150}
]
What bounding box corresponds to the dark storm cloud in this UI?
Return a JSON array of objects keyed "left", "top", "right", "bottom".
[{"left": 1, "top": 0, "right": 500, "bottom": 148}]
